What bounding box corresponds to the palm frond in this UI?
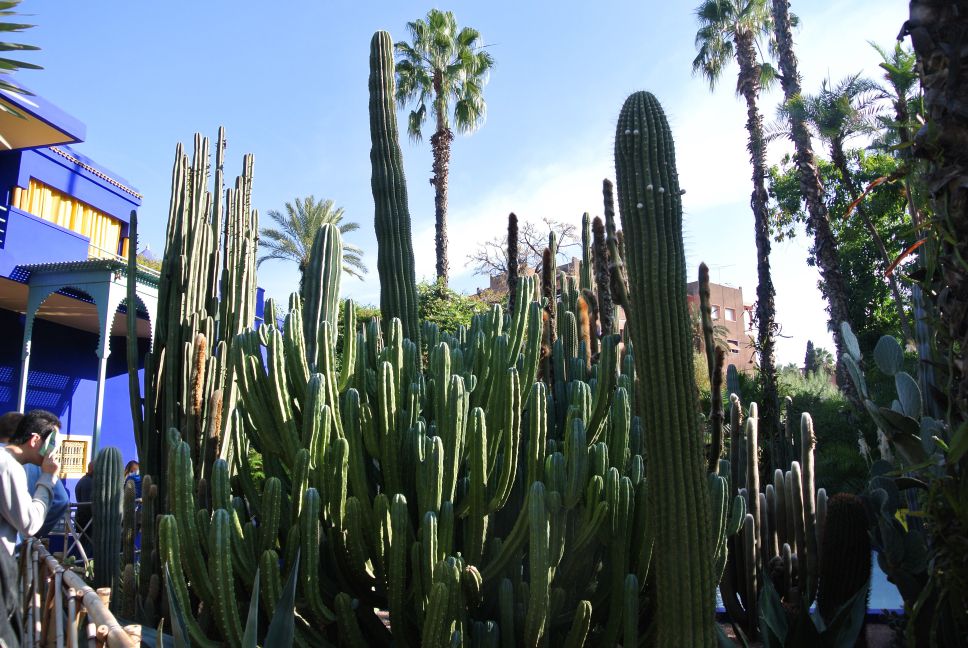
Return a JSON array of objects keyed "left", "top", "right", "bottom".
[
  {"left": 395, "top": 9, "right": 492, "bottom": 141},
  {"left": 259, "top": 195, "right": 366, "bottom": 276}
]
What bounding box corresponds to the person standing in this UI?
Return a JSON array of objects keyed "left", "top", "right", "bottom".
[
  {"left": 123, "top": 460, "right": 142, "bottom": 499},
  {"left": 73, "top": 461, "right": 94, "bottom": 555},
  {"left": 0, "top": 409, "right": 61, "bottom": 648},
  {"left": 0, "top": 412, "right": 69, "bottom": 537}
]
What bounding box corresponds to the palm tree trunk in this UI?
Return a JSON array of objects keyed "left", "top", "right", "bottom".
[
  {"left": 907, "top": 0, "right": 968, "bottom": 428},
  {"left": 893, "top": 88, "right": 943, "bottom": 418},
  {"left": 431, "top": 77, "right": 453, "bottom": 285},
  {"left": 771, "top": 0, "right": 861, "bottom": 408},
  {"left": 827, "top": 140, "right": 915, "bottom": 342},
  {"left": 735, "top": 31, "right": 781, "bottom": 471}
]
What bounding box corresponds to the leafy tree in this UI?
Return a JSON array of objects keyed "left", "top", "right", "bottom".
[
  {"left": 803, "top": 339, "right": 816, "bottom": 374},
  {"left": 395, "top": 10, "right": 494, "bottom": 286},
  {"left": 417, "top": 280, "right": 489, "bottom": 334},
  {"left": 772, "top": 71, "right": 913, "bottom": 341},
  {"left": 693, "top": 0, "right": 782, "bottom": 456},
  {"left": 770, "top": 0, "right": 858, "bottom": 401},
  {"left": 466, "top": 215, "right": 579, "bottom": 278},
  {"left": 769, "top": 150, "right": 910, "bottom": 356},
  {"left": 258, "top": 196, "right": 367, "bottom": 288}
]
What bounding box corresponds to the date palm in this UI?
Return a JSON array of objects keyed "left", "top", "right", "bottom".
[
  {"left": 258, "top": 196, "right": 367, "bottom": 287},
  {"left": 769, "top": 0, "right": 863, "bottom": 411},
  {"left": 693, "top": 0, "right": 781, "bottom": 480},
  {"left": 395, "top": 9, "right": 494, "bottom": 286}
]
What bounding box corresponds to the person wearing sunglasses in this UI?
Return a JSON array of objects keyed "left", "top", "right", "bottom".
[
  {"left": 0, "top": 412, "right": 69, "bottom": 538},
  {"left": 1, "top": 410, "right": 62, "bottom": 555},
  {"left": 0, "top": 409, "right": 61, "bottom": 647}
]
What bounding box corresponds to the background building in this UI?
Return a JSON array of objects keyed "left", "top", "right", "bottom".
[
  {"left": 686, "top": 280, "right": 756, "bottom": 373},
  {"left": 485, "top": 257, "right": 756, "bottom": 374},
  {"left": 0, "top": 83, "right": 155, "bottom": 479}
]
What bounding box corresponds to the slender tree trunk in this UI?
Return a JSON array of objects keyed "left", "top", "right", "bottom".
[
  {"left": 828, "top": 139, "right": 915, "bottom": 342},
  {"left": 771, "top": 0, "right": 860, "bottom": 408},
  {"left": 431, "top": 76, "right": 453, "bottom": 285},
  {"left": 907, "top": 1, "right": 968, "bottom": 427},
  {"left": 735, "top": 31, "right": 780, "bottom": 470}
]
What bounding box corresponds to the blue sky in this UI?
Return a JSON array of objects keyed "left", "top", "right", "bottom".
[{"left": 19, "top": 0, "right": 909, "bottom": 365}]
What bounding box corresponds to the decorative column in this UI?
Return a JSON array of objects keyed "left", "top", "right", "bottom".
[
  {"left": 92, "top": 282, "right": 125, "bottom": 455},
  {"left": 16, "top": 286, "right": 62, "bottom": 412}
]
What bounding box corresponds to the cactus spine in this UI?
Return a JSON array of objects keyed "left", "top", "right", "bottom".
[
  {"left": 614, "top": 91, "right": 714, "bottom": 646},
  {"left": 369, "top": 30, "right": 419, "bottom": 341}
]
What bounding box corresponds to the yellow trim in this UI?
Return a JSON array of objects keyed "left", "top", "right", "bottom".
[{"left": 21, "top": 178, "right": 123, "bottom": 260}]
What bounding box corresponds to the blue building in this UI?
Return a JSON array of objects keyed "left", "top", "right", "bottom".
[{"left": 0, "top": 83, "right": 157, "bottom": 475}]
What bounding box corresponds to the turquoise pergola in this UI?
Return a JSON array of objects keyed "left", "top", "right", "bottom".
[{"left": 15, "top": 259, "right": 158, "bottom": 453}]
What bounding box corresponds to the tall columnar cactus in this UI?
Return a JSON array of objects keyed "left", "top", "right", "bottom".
[
  {"left": 579, "top": 212, "right": 593, "bottom": 293},
  {"left": 614, "top": 91, "right": 715, "bottom": 645},
  {"left": 93, "top": 447, "right": 123, "bottom": 598},
  {"left": 591, "top": 215, "right": 615, "bottom": 336},
  {"left": 507, "top": 212, "right": 519, "bottom": 314},
  {"left": 816, "top": 493, "right": 870, "bottom": 633},
  {"left": 302, "top": 223, "right": 343, "bottom": 365},
  {"left": 369, "top": 30, "right": 419, "bottom": 341},
  {"left": 126, "top": 126, "right": 258, "bottom": 487}
]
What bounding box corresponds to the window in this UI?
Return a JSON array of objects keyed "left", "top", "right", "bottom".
[
  {"left": 711, "top": 305, "right": 720, "bottom": 320},
  {"left": 16, "top": 178, "right": 123, "bottom": 259},
  {"left": 724, "top": 307, "right": 736, "bottom": 321}
]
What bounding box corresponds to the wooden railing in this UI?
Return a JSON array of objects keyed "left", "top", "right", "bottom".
[{"left": 19, "top": 538, "right": 140, "bottom": 647}]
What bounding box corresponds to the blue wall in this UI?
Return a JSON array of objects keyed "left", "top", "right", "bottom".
[
  {"left": 0, "top": 208, "right": 91, "bottom": 276},
  {"left": 0, "top": 308, "right": 147, "bottom": 468},
  {"left": 0, "top": 147, "right": 141, "bottom": 223}
]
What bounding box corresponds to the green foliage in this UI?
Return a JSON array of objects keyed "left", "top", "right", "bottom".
[
  {"left": 394, "top": 9, "right": 494, "bottom": 140},
  {"left": 416, "top": 280, "right": 489, "bottom": 334},
  {"left": 258, "top": 195, "right": 367, "bottom": 280},
  {"left": 0, "top": 1, "right": 42, "bottom": 102},
  {"left": 136, "top": 253, "right": 163, "bottom": 271},
  {"left": 769, "top": 150, "right": 910, "bottom": 353}
]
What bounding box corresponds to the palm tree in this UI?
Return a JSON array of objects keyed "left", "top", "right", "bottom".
[
  {"left": 258, "top": 196, "right": 367, "bottom": 288},
  {"left": 812, "top": 346, "right": 835, "bottom": 376},
  {"left": 0, "top": 0, "right": 42, "bottom": 131},
  {"left": 395, "top": 9, "right": 494, "bottom": 286},
  {"left": 873, "top": 41, "right": 941, "bottom": 417},
  {"left": 779, "top": 72, "right": 915, "bottom": 343},
  {"left": 693, "top": 0, "right": 781, "bottom": 472},
  {"left": 770, "top": 0, "right": 865, "bottom": 406}
]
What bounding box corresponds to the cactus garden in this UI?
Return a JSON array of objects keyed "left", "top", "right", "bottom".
[{"left": 10, "top": 1, "right": 968, "bottom": 647}]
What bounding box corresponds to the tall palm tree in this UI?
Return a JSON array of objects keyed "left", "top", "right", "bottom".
[
  {"left": 873, "top": 41, "right": 941, "bottom": 417},
  {"left": 693, "top": 0, "right": 781, "bottom": 470},
  {"left": 258, "top": 196, "right": 367, "bottom": 288},
  {"left": 770, "top": 0, "right": 864, "bottom": 406},
  {"left": 395, "top": 9, "right": 494, "bottom": 286}
]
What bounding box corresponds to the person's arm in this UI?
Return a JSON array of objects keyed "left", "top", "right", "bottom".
[{"left": 0, "top": 460, "right": 53, "bottom": 538}]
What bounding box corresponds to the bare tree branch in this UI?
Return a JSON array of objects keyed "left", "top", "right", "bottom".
[{"left": 467, "top": 215, "right": 580, "bottom": 278}]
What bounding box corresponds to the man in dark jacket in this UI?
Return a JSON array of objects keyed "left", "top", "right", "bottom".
[{"left": 73, "top": 462, "right": 94, "bottom": 554}]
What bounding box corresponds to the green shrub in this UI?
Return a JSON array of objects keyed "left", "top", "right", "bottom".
[{"left": 417, "top": 280, "right": 490, "bottom": 333}]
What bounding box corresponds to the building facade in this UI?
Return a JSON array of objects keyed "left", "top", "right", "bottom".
[
  {"left": 686, "top": 280, "right": 756, "bottom": 373},
  {"left": 0, "top": 84, "right": 156, "bottom": 478}
]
